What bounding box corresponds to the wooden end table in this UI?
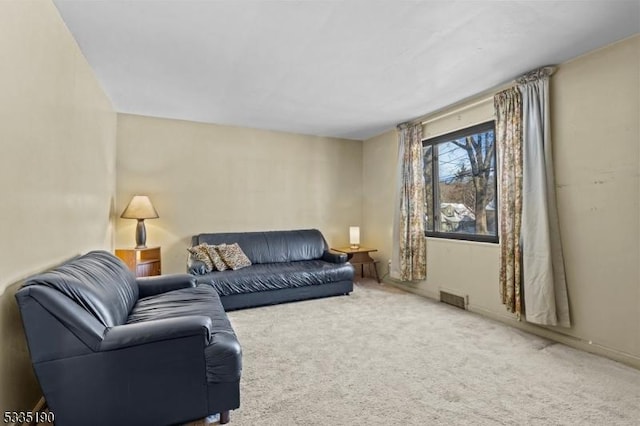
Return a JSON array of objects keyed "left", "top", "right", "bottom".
[
  {"left": 115, "top": 247, "right": 161, "bottom": 277},
  {"left": 331, "top": 246, "right": 380, "bottom": 283}
]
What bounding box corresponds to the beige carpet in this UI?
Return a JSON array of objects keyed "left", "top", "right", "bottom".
[{"left": 226, "top": 280, "right": 640, "bottom": 426}]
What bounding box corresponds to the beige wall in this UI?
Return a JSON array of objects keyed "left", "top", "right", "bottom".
[
  {"left": 363, "top": 35, "right": 640, "bottom": 367},
  {"left": 0, "top": 0, "right": 117, "bottom": 413},
  {"left": 362, "top": 128, "right": 396, "bottom": 280},
  {"left": 116, "top": 114, "right": 362, "bottom": 274},
  {"left": 551, "top": 35, "right": 639, "bottom": 358}
]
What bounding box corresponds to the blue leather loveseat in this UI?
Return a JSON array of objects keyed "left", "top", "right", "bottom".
[{"left": 16, "top": 250, "right": 241, "bottom": 426}]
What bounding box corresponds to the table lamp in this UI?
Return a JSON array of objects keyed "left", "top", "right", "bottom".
[
  {"left": 349, "top": 226, "right": 360, "bottom": 249},
  {"left": 121, "top": 195, "right": 159, "bottom": 249}
]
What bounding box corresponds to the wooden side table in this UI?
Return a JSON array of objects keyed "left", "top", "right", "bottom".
[
  {"left": 331, "top": 246, "right": 380, "bottom": 283},
  {"left": 115, "top": 247, "right": 161, "bottom": 277}
]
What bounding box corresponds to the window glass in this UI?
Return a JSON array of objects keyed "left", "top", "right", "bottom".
[{"left": 423, "top": 121, "right": 497, "bottom": 243}]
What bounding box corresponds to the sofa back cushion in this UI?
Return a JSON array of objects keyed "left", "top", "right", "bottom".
[
  {"left": 192, "top": 229, "right": 327, "bottom": 264},
  {"left": 23, "top": 250, "right": 138, "bottom": 327}
]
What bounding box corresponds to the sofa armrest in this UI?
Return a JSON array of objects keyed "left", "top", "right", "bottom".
[
  {"left": 100, "top": 316, "right": 212, "bottom": 351},
  {"left": 137, "top": 274, "right": 197, "bottom": 298},
  {"left": 322, "top": 250, "right": 348, "bottom": 263},
  {"left": 187, "top": 256, "right": 209, "bottom": 275}
]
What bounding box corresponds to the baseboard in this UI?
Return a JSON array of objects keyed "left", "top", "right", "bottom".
[
  {"left": 383, "top": 278, "right": 437, "bottom": 299},
  {"left": 382, "top": 278, "right": 640, "bottom": 370}
]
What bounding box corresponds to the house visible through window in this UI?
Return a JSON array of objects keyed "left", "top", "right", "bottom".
[{"left": 423, "top": 121, "right": 498, "bottom": 243}]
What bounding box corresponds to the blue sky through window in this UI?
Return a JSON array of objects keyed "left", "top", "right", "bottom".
[{"left": 437, "top": 131, "right": 495, "bottom": 184}]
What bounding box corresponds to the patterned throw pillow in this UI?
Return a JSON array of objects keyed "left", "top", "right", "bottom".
[
  {"left": 204, "top": 244, "right": 229, "bottom": 271},
  {"left": 187, "top": 243, "right": 213, "bottom": 272},
  {"left": 216, "top": 243, "right": 252, "bottom": 270}
]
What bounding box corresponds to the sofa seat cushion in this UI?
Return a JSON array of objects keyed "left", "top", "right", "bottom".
[
  {"left": 127, "top": 286, "right": 241, "bottom": 383},
  {"left": 196, "top": 260, "right": 354, "bottom": 296}
]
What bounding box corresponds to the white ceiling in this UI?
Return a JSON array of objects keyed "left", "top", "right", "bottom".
[{"left": 53, "top": 0, "right": 640, "bottom": 140}]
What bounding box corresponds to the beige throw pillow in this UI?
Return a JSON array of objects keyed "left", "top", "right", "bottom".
[
  {"left": 216, "top": 243, "right": 252, "bottom": 270},
  {"left": 187, "top": 243, "right": 213, "bottom": 272},
  {"left": 204, "top": 244, "right": 229, "bottom": 271}
]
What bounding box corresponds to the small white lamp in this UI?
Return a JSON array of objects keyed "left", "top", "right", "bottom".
[{"left": 349, "top": 226, "right": 360, "bottom": 250}]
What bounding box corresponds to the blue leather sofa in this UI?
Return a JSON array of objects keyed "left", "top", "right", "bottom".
[
  {"left": 188, "top": 229, "right": 354, "bottom": 310},
  {"left": 15, "top": 250, "right": 241, "bottom": 426}
]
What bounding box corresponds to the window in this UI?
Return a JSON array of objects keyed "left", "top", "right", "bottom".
[{"left": 423, "top": 121, "right": 498, "bottom": 243}]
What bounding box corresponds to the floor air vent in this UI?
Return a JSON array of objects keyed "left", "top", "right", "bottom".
[{"left": 440, "top": 291, "right": 466, "bottom": 310}]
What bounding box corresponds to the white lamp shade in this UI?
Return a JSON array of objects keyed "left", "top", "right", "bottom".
[
  {"left": 121, "top": 195, "right": 159, "bottom": 219},
  {"left": 349, "top": 226, "right": 360, "bottom": 245}
]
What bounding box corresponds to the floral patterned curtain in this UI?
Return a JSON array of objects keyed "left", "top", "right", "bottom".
[
  {"left": 494, "top": 88, "right": 523, "bottom": 316},
  {"left": 391, "top": 123, "right": 427, "bottom": 281}
]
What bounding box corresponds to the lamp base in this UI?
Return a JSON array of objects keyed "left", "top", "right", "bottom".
[
  {"left": 135, "top": 219, "right": 147, "bottom": 249},
  {"left": 350, "top": 244, "right": 360, "bottom": 250}
]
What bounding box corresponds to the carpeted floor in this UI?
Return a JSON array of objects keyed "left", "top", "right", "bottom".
[{"left": 225, "top": 279, "right": 640, "bottom": 425}]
